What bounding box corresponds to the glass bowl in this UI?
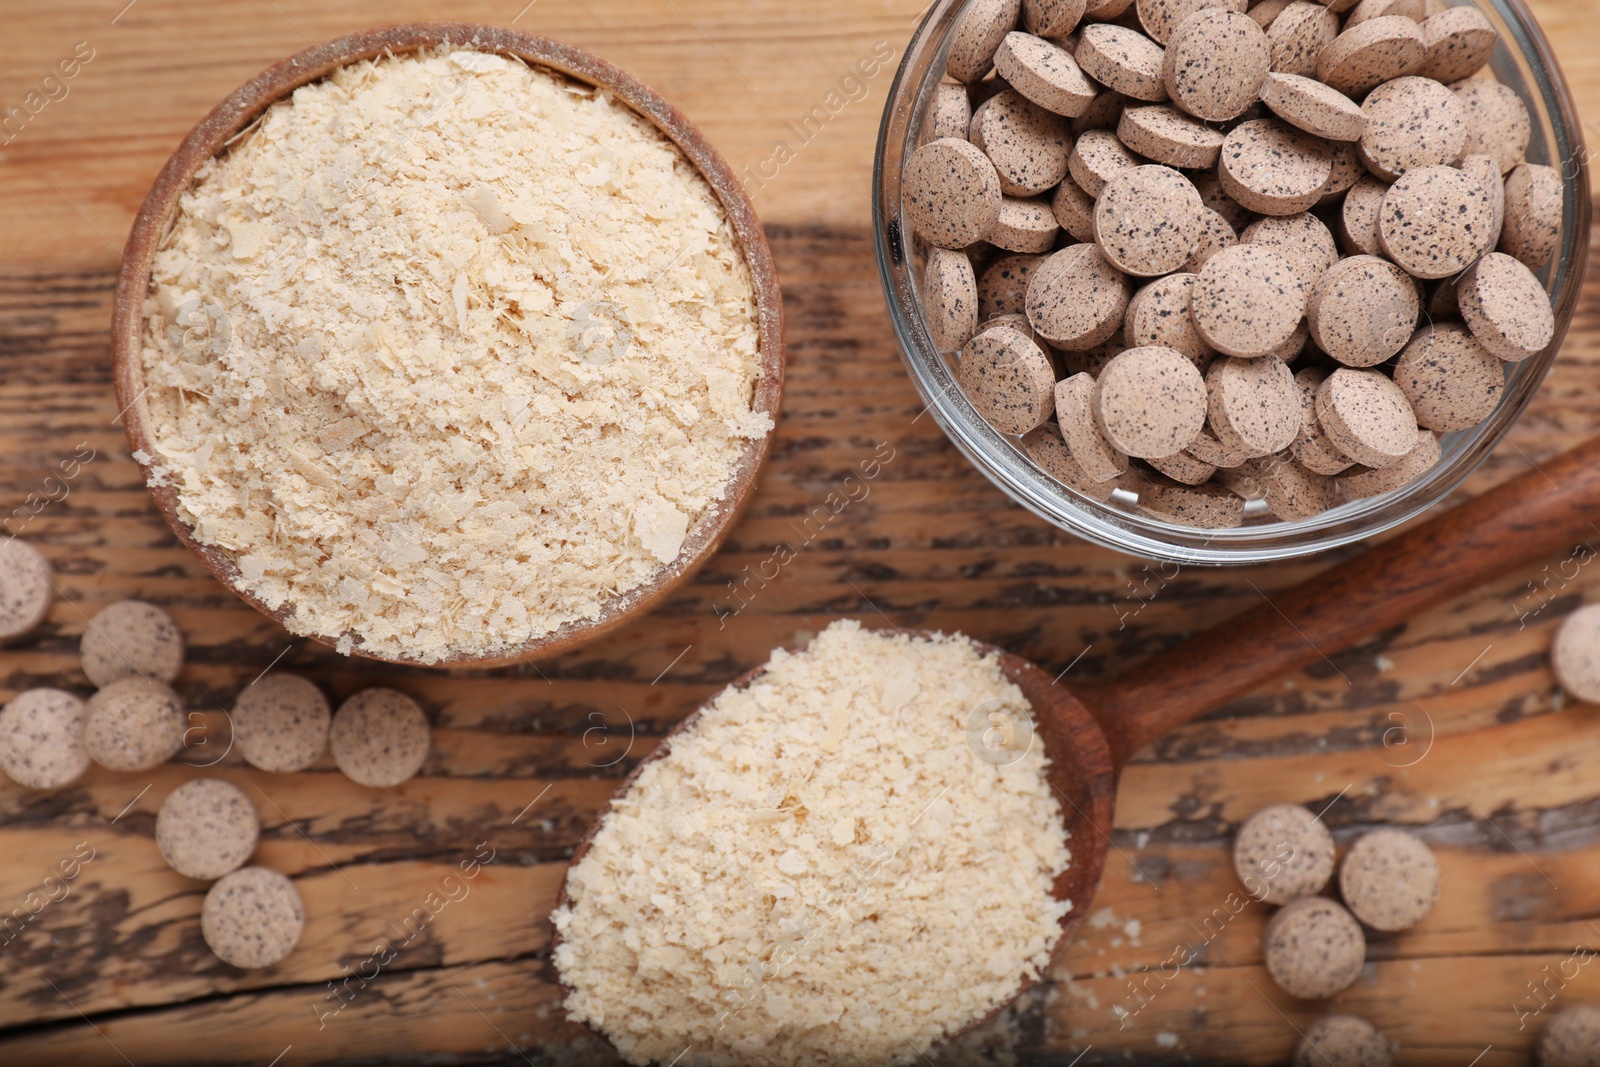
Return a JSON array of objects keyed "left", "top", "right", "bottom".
[{"left": 873, "top": 0, "right": 1590, "bottom": 564}]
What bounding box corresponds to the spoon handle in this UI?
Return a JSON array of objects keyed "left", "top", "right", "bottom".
[{"left": 1075, "top": 435, "right": 1600, "bottom": 767}]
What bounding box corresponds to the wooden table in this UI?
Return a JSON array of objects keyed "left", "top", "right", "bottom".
[{"left": 0, "top": 1, "right": 1596, "bottom": 1063}]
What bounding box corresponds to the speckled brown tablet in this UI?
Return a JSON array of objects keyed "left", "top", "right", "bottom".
[
  {"left": 1260, "top": 73, "right": 1366, "bottom": 141},
  {"left": 1193, "top": 169, "right": 1254, "bottom": 231},
  {"left": 1139, "top": 478, "right": 1245, "bottom": 526},
  {"left": 984, "top": 311, "right": 1052, "bottom": 349},
  {"left": 1021, "top": 423, "right": 1120, "bottom": 501},
  {"left": 1294, "top": 1016, "right": 1392, "bottom": 1067},
  {"left": 1126, "top": 273, "right": 1214, "bottom": 363},
  {"left": 978, "top": 254, "right": 1048, "bottom": 321},
  {"left": 1076, "top": 23, "right": 1170, "bottom": 102},
  {"left": 1050, "top": 175, "right": 1099, "bottom": 240},
  {"left": 0, "top": 540, "right": 53, "bottom": 643},
  {"left": 1061, "top": 332, "right": 1127, "bottom": 377},
  {"left": 0, "top": 689, "right": 89, "bottom": 790},
  {"left": 1453, "top": 78, "right": 1530, "bottom": 175},
  {"left": 1179, "top": 208, "right": 1240, "bottom": 274},
  {"left": 1339, "top": 828, "right": 1439, "bottom": 931},
  {"left": 1316, "top": 367, "right": 1418, "bottom": 467},
  {"left": 1394, "top": 322, "right": 1503, "bottom": 431},
  {"left": 988, "top": 196, "right": 1063, "bottom": 252},
  {"left": 1027, "top": 242, "right": 1134, "bottom": 349},
  {"left": 1117, "top": 104, "right": 1225, "bottom": 167},
  {"left": 1243, "top": 212, "right": 1339, "bottom": 293},
  {"left": 1054, "top": 374, "right": 1131, "bottom": 480},
  {"left": 1457, "top": 251, "right": 1555, "bottom": 361},
  {"left": 1147, "top": 449, "right": 1218, "bottom": 483},
  {"left": 1207, "top": 355, "right": 1301, "bottom": 453},
  {"left": 925, "top": 248, "right": 981, "bottom": 352},
  {"left": 1291, "top": 368, "right": 1357, "bottom": 474},
  {"left": 1500, "top": 162, "right": 1562, "bottom": 271},
  {"left": 1264, "top": 897, "right": 1367, "bottom": 999},
  {"left": 1338, "top": 175, "right": 1391, "bottom": 257},
  {"left": 1345, "top": 0, "right": 1424, "bottom": 28},
  {"left": 1095, "top": 345, "right": 1208, "bottom": 456},
  {"left": 1266, "top": 1, "right": 1340, "bottom": 78},
  {"left": 996, "top": 31, "right": 1101, "bottom": 117},
  {"left": 1550, "top": 604, "right": 1600, "bottom": 703},
  {"left": 1377, "top": 165, "right": 1496, "bottom": 279},
  {"left": 1163, "top": 10, "right": 1270, "bottom": 121},
  {"left": 1215, "top": 461, "right": 1263, "bottom": 499},
  {"left": 1085, "top": 0, "right": 1137, "bottom": 18},
  {"left": 1309, "top": 254, "right": 1419, "bottom": 366},
  {"left": 1258, "top": 452, "right": 1341, "bottom": 519},
  {"left": 1186, "top": 424, "right": 1256, "bottom": 466},
  {"left": 202, "top": 866, "right": 304, "bottom": 969},
  {"left": 1219, "top": 118, "right": 1333, "bottom": 216},
  {"left": 80, "top": 599, "right": 185, "bottom": 688},
  {"left": 1317, "top": 16, "right": 1425, "bottom": 98},
  {"left": 1358, "top": 77, "right": 1469, "bottom": 182},
  {"left": 1026, "top": 0, "right": 1090, "bottom": 35},
  {"left": 923, "top": 83, "right": 974, "bottom": 143},
  {"left": 1337, "top": 427, "right": 1440, "bottom": 498},
  {"left": 1136, "top": 0, "right": 1245, "bottom": 45},
  {"left": 1071, "top": 87, "right": 1128, "bottom": 136},
  {"left": 233, "top": 673, "right": 332, "bottom": 774},
  {"left": 1539, "top": 1006, "right": 1600, "bottom": 1067},
  {"left": 1320, "top": 142, "right": 1366, "bottom": 204},
  {"left": 1248, "top": 0, "right": 1293, "bottom": 28},
  {"left": 1192, "top": 244, "right": 1307, "bottom": 358},
  {"left": 904, "top": 138, "right": 1004, "bottom": 249},
  {"left": 1458, "top": 152, "right": 1507, "bottom": 250},
  {"left": 84, "top": 677, "right": 185, "bottom": 772},
  {"left": 949, "top": 0, "right": 1026, "bottom": 82},
  {"left": 1094, "top": 165, "right": 1205, "bottom": 276},
  {"left": 330, "top": 687, "right": 431, "bottom": 788},
  {"left": 156, "top": 778, "right": 260, "bottom": 881},
  {"left": 973, "top": 90, "right": 1075, "bottom": 196},
  {"left": 959, "top": 325, "right": 1058, "bottom": 434},
  {"left": 1234, "top": 803, "right": 1336, "bottom": 904},
  {"left": 1418, "top": 6, "right": 1498, "bottom": 83},
  {"left": 1068, "top": 128, "right": 1145, "bottom": 197}
]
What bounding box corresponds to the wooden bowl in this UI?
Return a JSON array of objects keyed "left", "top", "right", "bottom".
[{"left": 110, "top": 23, "right": 785, "bottom": 670}]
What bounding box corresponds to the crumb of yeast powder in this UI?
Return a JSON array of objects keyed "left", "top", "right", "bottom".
[
  {"left": 552, "top": 621, "right": 1072, "bottom": 1066},
  {"left": 139, "top": 50, "right": 770, "bottom": 663}
]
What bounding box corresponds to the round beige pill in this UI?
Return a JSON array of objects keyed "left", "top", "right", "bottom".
[
  {"left": 1024, "top": 0, "right": 1089, "bottom": 35},
  {"left": 972, "top": 91, "right": 1075, "bottom": 197},
  {"left": 1264, "top": 897, "right": 1367, "bottom": 999},
  {"left": 233, "top": 673, "right": 332, "bottom": 774},
  {"left": 1346, "top": 0, "right": 1424, "bottom": 27},
  {"left": 948, "top": 0, "right": 1025, "bottom": 82},
  {"left": 1163, "top": 10, "right": 1270, "bottom": 121},
  {"left": 81, "top": 599, "right": 185, "bottom": 688},
  {"left": 1192, "top": 169, "right": 1254, "bottom": 232},
  {"left": 1234, "top": 802, "right": 1336, "bottom": 904},
  {"left": 1316, "top": 367, "right": 1418, "bottom": 468},
  {"left": 84, "top": 677, "right": 185, "bottom": 772},
  {"left": 1075, "top": 23, "right": 1170, "bottom": 103},
  {"left": 1453, "top": 78, "right": 1530, "bottom": 175},
  {"left": 1291, "top": 368, "right": 1356, "bottom": 475},
  {"left": 1117, "top": 104, "right": 1225, "bottom": 168},
  {"left": 1550, "top": 604, "right": 1600, "bottom": 703},
  {"left": 987, "top": 196, "right": 1062, "bottom": 253},
  {"left": 925, "top": 248, "right": 980, "bottom": 352},
  {"left": 1095, "top": 346, "right": 1208, "bottom": 457},
  {"left": 1125, "top": 273, "right": 1213, "bottom": 363},
  {"left": 979, "top": 255, "right": 1049, "bottom": 321},
  {"left": 1358, "top": 77, "right": 1469, "bottom": 182},
  {"left": 1258, "top": 453, "right": 1341, "bottom": 520},
  {"left": 922, "top": 83, "right": 973, "bottom": 143},
  {"left": 960, "top": 326, "right": 1058, "bottom": 435},
  {"left": 1214, "top": 462, "right": 1263, "bottom": 500},
  {"left": 1320, "top": 141, "right": 1366, "bottom": 204},
  {"left": 1248, "top": 0, "right": 1292, "bottom": 29},
  {"left": 1540, "top": 1006, "right": 1600, "bottom": 1067},
  {"left": 904, "top": 138, "right": 1004, "bottom": 249},
  {"left": 1418, "top": 6, "right": 1498, "bottom": 84},
  {"left": 1377, "top": 165, "right": 1497, "bottom": 279},
  {"left": 1179, "top": 207, "right": 1239, "bottom": 274},
  {"left": 1337, "top": 428, "right": 1440, "bottom": 499},
  {"left": 1316, "top": 16, "right": 1425, "bottom": 99},
  {"left": 1500, "top": 162, "right": 1562, "bottom": 271},
  {"left": 1054, "top": 374, "right": 1130, "bottom": 481},
  {"left": 1339, "top": 827, "right": 1439, "bottom": 931},
  {"left": 1136, "top": 0, "right": 1244, "bottom": 45},
  {"left": 1026, "top": 242, "right": 1133, "bottom": 350},
  {"left": 1050, "top": 176, "right": 1097, "bottom": 241},
  {"left": 1139, "top": 479, "right": 1245, "bottom": 527},
  {"left": 201, "top": 866, "right": 304, "bottom": 969},
  {"left": 0, "top": 540, "right": 53, "bottom": 643},
  {"left": 1260, "top": 73, "right": 1367, "bottom": 141},
  {"left": 1457, "top": 251, "right": 1555, "bottom": 362},
  {"left": 1061, "top": 333, "right": 1126, "bottom": 378},
  {"left": 1020, "top": 424, "right": 1119, "bottom": 502},
  {"left": 1192, "top": 244, "right": 1307, "bottom": 359},
  {"left": 1094, "top": 165, "right": 1205, "bottom": 276},
  {"left": 1293, "top": 1016, "right": 1392, "bottom": 1067},
  {"left": 0, "top": 688, "right": 89, "bottom": 790},
  {"left": 156, "top": 778, "right": 260, "bottom": 881},
  {"left": 1146, "top": 450, "right": 1217, "bottom": 484},
  {"left": 1207, "top": 355, "right": 1301, "bottom": 454},
  {"left": 1309, "top": 254, "right": 1418, "bottom": 367},
  {"left": 1242, "top": 212, "right": 1339, "bottom": 293},
  {"left": 1460, "top": 152, "right": 1507, "bottom": 248},
  {"left": 1068, "top": 128, "right": 1145, "bottom": 198},
  {"left": 1266, "top": 1, "right": 1340, "bottom": 78},
  {"left": 1338, "top": 175, "right": 1391, "bottom": 257},
  {"left": 1394, "top": 322, "right": 1504, "bottom": 432},
  {"left": 1219, "top": 119, "right": 1332, "bottom": 216},
  {"left": 1071, "top": 87, "right": 1127, "bottom": 136},
  {"left": 330, "top": 687, "right": 431, "bottom": 788},
  {"left": 996, "top": 31, "right": 1100, "bottom": 117},
  {"left": 1186, "top": 424, "right": 1255, "bottom": 467}
]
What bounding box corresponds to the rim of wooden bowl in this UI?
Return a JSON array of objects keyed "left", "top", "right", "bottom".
[{"left": 110, "top": 22, "right": 786, "bottom": 670}]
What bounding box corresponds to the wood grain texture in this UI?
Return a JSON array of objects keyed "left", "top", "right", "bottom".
[{"left": 0, "top": 0, "right": 1597, "bottom": 1064}]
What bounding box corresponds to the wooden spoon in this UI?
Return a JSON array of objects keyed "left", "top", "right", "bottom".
[{"left": 556, "top": 436, "right": 1600, "bottom": 1054}]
